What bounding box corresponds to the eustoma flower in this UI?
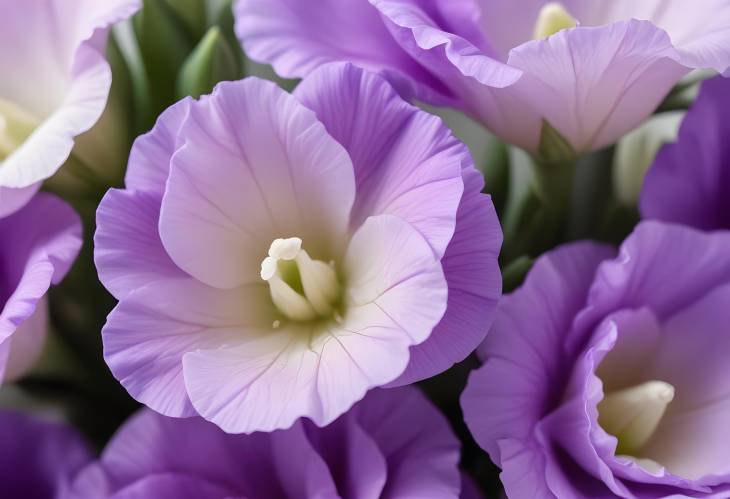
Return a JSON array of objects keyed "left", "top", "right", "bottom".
[
  {"left": 641, "top": 76, "right": 730, "bottom": 230},
  {"left": 0, "top": 194, "right": 82, "bottom": 383},
  {"left": 235, "top": 0, "right": 730, "bottom": 154},
  {"left": 95, "top": 63, "right": 501, "bottom": 433},
  {"left": 0, "top": 0, "right": 140, "bottom": 217},
  {"left": 462, "top": 222, "right": 730, "bottom": 497},
  {"left": 66, "top": 387, "right": 466, "bottom": 498},
  {"left": 0, "top": 411, "right": 91, "bottom": 499}
]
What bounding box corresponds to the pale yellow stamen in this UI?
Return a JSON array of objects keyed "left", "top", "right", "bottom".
[
  {"left": 260, "top": 237, "right": 340, "bottom": 323},
  {"left": 532, "top": 2, "right": 578, "bottom": 40},
  {"left": 598, "top": 380, "right": 675, "bottom": 455}
]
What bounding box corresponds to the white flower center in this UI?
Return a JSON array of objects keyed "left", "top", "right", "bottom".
[
  {"left": 0, "top": 99, "right": 38, "bottom": 161},
  {"left": 532, "top": 2, "right": 578, "bottom": 39},
  {"left": 598, "top": 380, "right": 675, "bottom": 456},
  {"left": 260, "top": 237, "right": 341, "bottom": 322}
]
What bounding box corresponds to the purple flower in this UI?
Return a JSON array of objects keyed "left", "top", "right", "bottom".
[
  {"left": 0, "top": 410, "right": 91, "bottom": 499},
  {"left": 235, "top": 0, "right": 730, "bottom": 154},
  {"left": 1, "top": 193, "right": 82, "bottom": 383},
  {"left": 462, "top": 221, "right": 730, "bottom": 497},
  {"left": 641, "top": 76, "right": 730, "bottom": 230},
  {"left": 0, "top": 0, "right": 140, "bottom": 217},
  {"left": 95, "top": 63, "right": 501, "bottom": 433},
  {"left": 66, "top": 387, "right": 466, "bottom": 498}
]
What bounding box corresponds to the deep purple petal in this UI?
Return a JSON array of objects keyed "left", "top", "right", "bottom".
[
  {"left": 641, "top": 76, "right": 730, "bottom": 230},
  {"left": 0, "top": 193, "right": 81, "bottom": 380},
  {"left": 462, "top": 242, "right": 613, "bottom": 492},
  {"left": 0, "top": 411, "right": 91, "bottom": 499}
]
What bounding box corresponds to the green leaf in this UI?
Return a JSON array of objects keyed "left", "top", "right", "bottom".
[{"left": 176, "top": 26, "right": 240, "bottom": 99}]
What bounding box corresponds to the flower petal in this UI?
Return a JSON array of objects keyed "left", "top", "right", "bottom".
[
  {"left": 563, "top": 0, "right": 730, "bottom": 73},
  {"left": 0, "top": 183, "right": 40, "bottom": 218},
  {"left": 640, "top": 283, "right": 730, "bottom": 481},
  {"left": 159, "top": 78, "right": 355, "bottom": 289},
  {"left": 183, "top": 332, "right": 323, "bottom": 433},
  {"left": 500, "top": 20, "right": 687, "bottom": 152},
  {"left": 95, "top": 189, "right": 185, "bottom": 301},
  {"left": 0, "top": 193, "right": 82, "bottom": 379},
  {"left": 0, "top": 411, "right": 91, "bottom": 499},
  {"left": 462, "top": 242, "right": 613, "bottom": 464},
  {"left": 233, "top": 0, "right": 453, "bottom": 103},
  {"left": 391, "top": 167, "right": 501, "bottom": 385},
  {"left": 370, "top": 0, "right": 522, "bottom": 88},
  {"left": 102, "top": 278, "right": 271, "bottom": 418},
  {"left": 574, "top": 222, "right": 730, "bottom": 342},
  {"left": 641, "top": 76, "right": 730, "bottom": 230},
  {"left": 184, "top": 215, "right": 447, "bottom": 433},
  {"left": 303, "top": 414, "right": 388, "bottom": 499},
  {"left": 294, "top": 62, "right": 465, "bottom": 259},
  {"left": 125, "top": 98, "right": 192, "bottom": 194},
  {"left": 354, "top": 387, "right": 462, "bottom": 498}
]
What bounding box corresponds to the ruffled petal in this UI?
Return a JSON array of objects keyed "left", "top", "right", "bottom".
[
  {"left": 294, "top": 62, "right": 465, "bottom": 259},
  {"left": 371, "top": 0, "right": 522, "bottom": 88},
  {"left": 563, "top": 0, "right": 730, "bottom": 73},
  {"left": 354, "top": 387, "right": 462, "bottom": 499},
  {"left": 641, "top": 76, "right": 730, "bottom": 230},
  {"left": 125, "top": 98, "right": 192, "bottom": 194},
  {"left": 233, "top": 0, "right": 454, "bottom": 103},
  {"left": 0, "top": 194, "right": 81, "bottom": 379},
  {"left": 102, "top": 278, "right": 272, "bottom": 418},
  {"left": 159, "top": 78, "right": 355, "bottom": 289},
  {"left": 640, "top": 284, "right": 730, "bottom": 482},
  {"left": 79, "top": 409, "right": 336, "bottom": 498},
  {"left": 96, "top": 98, "right": 192, "bottom": 300},
  {"left": 574, "top": 222, "right": 730, "bottom": 342},
  {"left": 0, "top": 183, "right": 40, "bottom": 218},
  {"left": 391, "top": 167, "right": 501, "bottom": 385},
  {"left": 95, "top": 189, "right": 185, "bottom": 301},
  {"left": 497, "top": 20, "right": 687, "bottom": 152},
  {"left": 462, "top": 242, "right": 613, "bottom": 463},
  {"left": 303, "top": 414, "right": 388, "bottom": 499}
]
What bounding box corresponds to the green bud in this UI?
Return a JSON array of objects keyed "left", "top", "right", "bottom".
[
  {"left": 46, "top": 36, "right": 135, "bottom": 196},
  {"left": 537, "top": 119, "right": 575, "bottom": 166},
  {"left": 134, "top": 0, "right": 194, "bottom": 115},
  {"left": 164, "top": 0, "right": 207, "bottom": 38},
  {"left": 177, "top": 26, "right": 240, "bottom": 99}
]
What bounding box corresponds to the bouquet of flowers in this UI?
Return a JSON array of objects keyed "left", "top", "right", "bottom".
[{"left": 2, "top": 1, "right": 730, "bottom": 498}]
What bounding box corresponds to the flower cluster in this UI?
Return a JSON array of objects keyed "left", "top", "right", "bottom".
[{"left": 2, "top": 1, "right": 730, "bottom": 498}]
